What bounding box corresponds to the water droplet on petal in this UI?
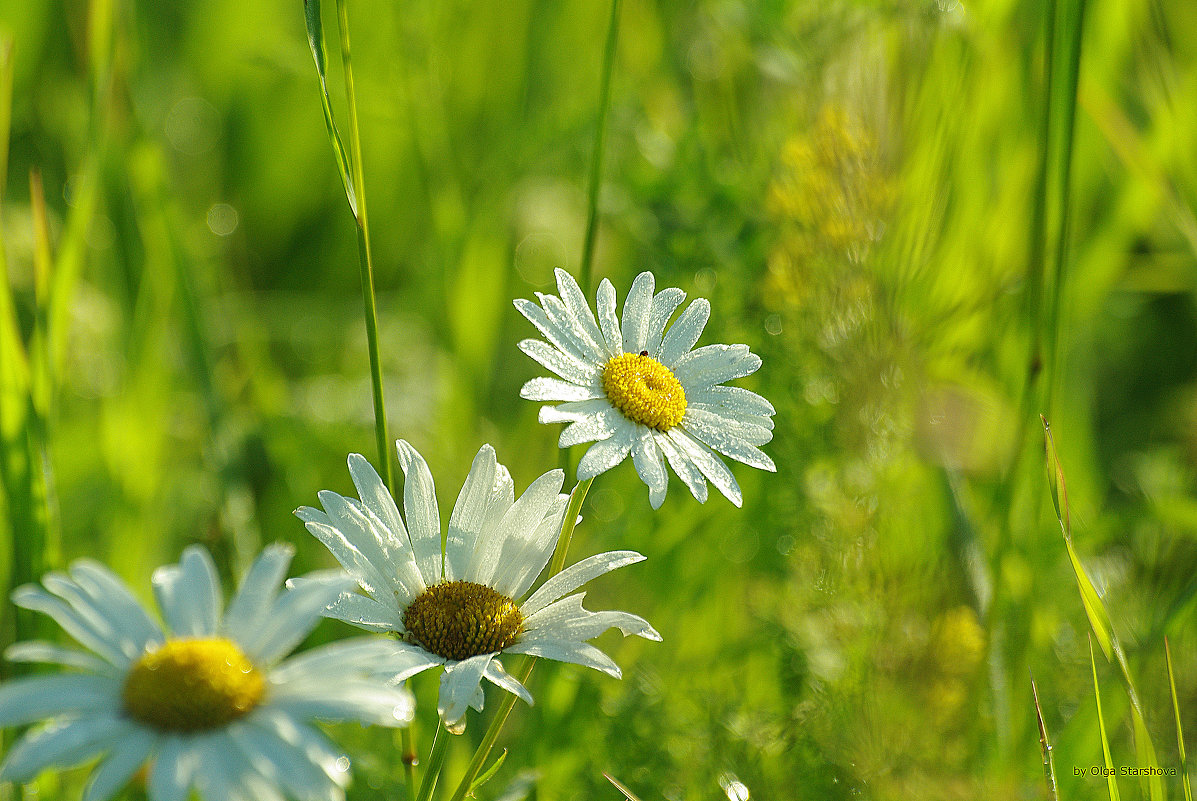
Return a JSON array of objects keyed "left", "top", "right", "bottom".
[{"left": 335, "top": 756, "right": 351, "bottom": 773}]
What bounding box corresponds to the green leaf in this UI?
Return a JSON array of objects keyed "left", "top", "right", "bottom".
[
  {"left": 1031, "top": 675, "right": 1060, "bottom": 801},
  {"left": 302, "top": 0, "right": 358, "bottom": 220},
  {"left": 1167, "top": 638, "right": 1193, "bottom": 801},
  {"left": 604, "top": 773, "right": 644, "bottom": 801},
  {"left": 466, "top": 748, "right": 507, "bottom": 797},
  {"left": 1091, "top": 637, "right": 1121, "bottom": 801}
]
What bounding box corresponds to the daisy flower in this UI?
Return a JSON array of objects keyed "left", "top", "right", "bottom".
[
  {"left": 514, "top": 268, "right": 776, "bottom": 508},
  {"left": 0, "top": 544, "right": 415, "bottom": 801},
  {"left": 296, "top": 440, "right": 659, "bottom": 733}
]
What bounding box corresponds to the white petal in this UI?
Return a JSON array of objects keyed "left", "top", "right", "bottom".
[
  {"left": 522, "top": 594, "right": 660, "bottom": 643},
  {"left": 631, "top": 428, "right": 668, "bottom": 509},
  {"left": 322, "top": 590, "right": 404, "bottom": 633},
  {"left": 347, "top": 453, "right": 411, "bottom": 552},
  {"left": 537, "top": 398, "right": 612, "bottom": 424},
  {"left": 10, "top": 585, "right": 129, "bottom": 667},
  {"left": 438, "top": 654, "right": 493, "bottom": 726},
  {"left": 148, "top": 736, "right": 199, "bottom": 801},
  {"left": 318, "top": 491, "right": 409, "bottom": 597},
  {"left": 152, "top": 545, "right": 222, "bottom": 638},
  {"left": 484, "top": 658, "right": 532, "bottom": 706},
  {"left": 681, "top": 415, "right": 776, "bottom": 471},
  {"left": 643, "top": 286, "right": 686, "bottom": 357},
  {"left": 67, "top": 561, "right": 164, "bottom": 657},
  {"left": 657, "top": 298, "right": 710, "bottom": 365},
  {"left": 5, "top": 640, "right": 117, "bottom": 674},
  {"left": 595, "top": 278, "right": 623, "bottom": 355},
  {"left": 0, "top": 674, "right": 121, "bottom": 727},
  {"left": 195, "top": 732, "right": 279, "bottom": 801},
  {"left": 273, "top": 639, "right": 441, "bottom": 686},
  {"left": 576, "top": 423, "right": 636, "bottom": 480},
  {"left": 228, "top": 720, "right": 342, "bottom": 801},
  {"left": 0, "top": 715, "right": 131, "bottom": 783},
  {"left": 520, "top": 550, "right": 646, "bottom": 617},
  {"left": 222, "top": 543, "right": 293, "bottom": 647},
  {"left": 686, "top": 405, "right": 774, "bottom": 444},
  {"left": 246, "top": 572, "right": 356, "bottom": 665},
  {"left": 655, "top": 430, "right": 708, "bottom": 503},
  {"left": 553, "top": 268, "right": 610, "bottom": 362},
  {"left": 535, "top": 291, "right": 604, "bottom": 364},
  {"left": 503, "top": 639, "right": 621, "bottom": 678},
  {"left": 296, "top": 508, "right": 401, "bottom": 599},
  {"left": 247, "top": 711, "right": 351, "bottom": 794},
  {"left": 484, "top": 463, "right": 516, "bottom": 536},
  {"left": 620, "top": 272, "right": 655, "bottom": 354},
  {"left": 520, "top": 376, "right": 602, "bottom": 402},
  {"left": 558, "top": 405, "right": 624, "bottom": 447},
  {"left": 39, "top": 573, "right": 144, "bottom": 665},
  {"left": 491, "top": 493, "right": 569, "bottom": 599},
  {"left": 513, "top": 297, "right": 596, "bottom": 365},
  {"left": 396, "top": 440, "right": 444, "bottom": 585},
  {"left": 518, "top": 338, "right": 599, "bottom": 385},
  {"left": 666, "top": 428, "right": 742, "bottom": 506},
  {"left": 270, "top": 679, "right": 421, "bottom": 726},
  {"left": 466, "top": 469, "right": 565, "bottom": 588},
  {"left": 671, "top": 343, "right": 761, "bottom": 388},
  {"left": 687, "top": 384, "right": 776, "bottom": 417},
  {"left": 82, "top": 726, "right": 156, "bottom": 801},
  {"left": 445, "top": 445, "right": 497, "bottom": 581}
]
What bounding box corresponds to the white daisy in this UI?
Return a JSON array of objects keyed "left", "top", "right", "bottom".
[
  {"left": 514, "top": 268, "right": 776, "bottom": 509},
  {"left": 296, "top": 440, "right": 660, "bottom": 734},
  {"left": 0, "top": 544, "right": 415, "bottom": 801}
]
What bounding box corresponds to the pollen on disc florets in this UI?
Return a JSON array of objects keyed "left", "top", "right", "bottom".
[
  {"left": 122, "top": 637, "right": 264, "bottom": 732},
  {"left": 601, "top": 351, "right": 687, "bottom": 431},
  {"left": 403, "top": 580, "right": 523, "bottom": 662}
]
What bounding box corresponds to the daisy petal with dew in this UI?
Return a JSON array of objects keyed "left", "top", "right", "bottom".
[
  {"left": 0, "top": 544, "right": 415, "bottom": 801},
  {"left": 515, "top": 268, "right": 776, "bottom": 508},
  {"left": 296, "top": 441, "right": 660, "bottom": 734}
]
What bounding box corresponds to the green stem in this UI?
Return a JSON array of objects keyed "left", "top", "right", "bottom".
[
  {"left": 577, "top": 0, "right": 621, "bottom": 295},
  {"left": 446, "top": 477, "right": 594, "bottom": 801},
  {"left": 334, "top": 0, "right": 395, "bottom": 492},
  {"left": 560, "top": 0, "right": 621, "bottom": 475},
  {"left": 414, "top": 723, "right": 451, "bottom": 801},
  {"left": 331, "top": 1, "right": 414, "bottom": 795}
]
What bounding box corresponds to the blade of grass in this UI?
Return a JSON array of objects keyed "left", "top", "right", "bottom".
[
  {"left": 1044, "top": 417, "right": 1165, "bottom": 799},
  {"left": 1165, "top": 638, "right": 1193, "bottom": 801},
  {"left": 604, "top": 773, "right": 644, "bottom": 801},
  {"left": 1031, "top": 675, "right": 1060, "bottom": 801},
  {"left": 1091, "top": 636, "right": 1122, "bottom": 801},
  {"left": 302, "top": 0, "right": 357, "bottom": 218}
]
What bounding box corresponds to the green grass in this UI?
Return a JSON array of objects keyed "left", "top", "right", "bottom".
[{"left": 2, "top": 0, "right": 1197, "bottom": 799}]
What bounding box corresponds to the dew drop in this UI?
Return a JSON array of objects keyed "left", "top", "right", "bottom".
[{"left": 334, "top": 756, "right": 351, "bottom": 773}]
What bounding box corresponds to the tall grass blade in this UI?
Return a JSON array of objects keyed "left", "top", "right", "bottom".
[
  {"left": 467, "top": 749, "right": 507, "bottom": 796},
  {"left": 604, "top": 773, "right": 644, "bottom": 801},
  {"left": 1045, "top": 417, "right": 1165, "bottom": 799},
  {"left": 303, "top": 0, "right": 358, "bottom": 219},
  {"left": 1031, "top": 675, "right": 1060, "bottom": 801},
  {"left": 1166, "top": 638, "right": 1193, "bottom": 801},
  {"left": 1091, "top": 636, "right": 1122, "bottom": 801}
]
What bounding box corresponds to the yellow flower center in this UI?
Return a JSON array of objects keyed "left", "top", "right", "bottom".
[
  {"left": 122, "top": 637, "right": 264, "bottom": 732},
  {"left": 403, "top": 580, "right": 523, "bottom": 662},
  {"left": 601, "top": 352, "right": 687, "bottom": 431}
]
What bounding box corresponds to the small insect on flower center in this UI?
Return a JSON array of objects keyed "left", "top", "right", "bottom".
[
  {"left": 601, "top": 351, "right": 687, "bottom": 431},
  {"left": 403, "top": 580, "right": 523, "bottom": 662},
  {"left": 122, "top": 637, "right": 264, "bottom": 732}
]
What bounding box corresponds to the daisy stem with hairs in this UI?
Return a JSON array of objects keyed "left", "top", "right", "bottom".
[
  {"left": 443, "top": 478, "right": 593, "bottom": 801},
  {"left": 414, "top": 723, "right": 451, "bottom": 801},
  {"left": 331, "top": 0, "right": 417, "bottom": 792}
]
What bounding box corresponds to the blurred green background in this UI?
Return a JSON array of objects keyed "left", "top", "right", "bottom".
[{"left": 2, "top": 0, "right": 1197, "bottom": 798}]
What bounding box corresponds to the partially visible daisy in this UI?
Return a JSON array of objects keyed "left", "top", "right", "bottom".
[
  {"left": 0, "top": 545, "right": 415, "bottom": 801},
  {"left": 514, "top": 268, "right": 776, "bottom": 508},
  {"left": 296, "top": 440, "right": 659, "bottom": 733}
]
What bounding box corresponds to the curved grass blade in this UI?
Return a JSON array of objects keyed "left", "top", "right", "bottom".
[
  {"left": 302, "top": 0, "right": 358, "bottom": 219},
  {"left": 1166, "top": 638, "right": 1193, "bottom": 801},
  {"left": 1091, "top": 636, "right": 1122, "bottom": 801},
  {"left": 467, "top": 749, "right": 508, "bottom": 797},
  {"left": 604, "top": 773, "right": 644, "bottom": 801},
  {"left": 1031, "top": 675, "right": 1060, "bottom": 801}
]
